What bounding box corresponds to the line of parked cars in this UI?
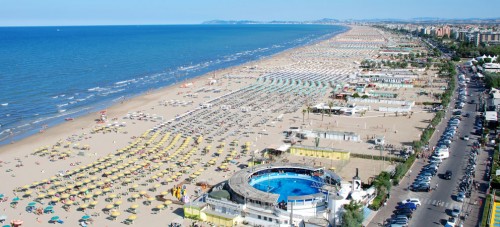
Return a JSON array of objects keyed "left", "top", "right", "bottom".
[
  {"left": 410, "top": 116, "right": 461, "bottom": 192},
  {"left": 385, "top": 198, "right": 421, "bottom": 226}
]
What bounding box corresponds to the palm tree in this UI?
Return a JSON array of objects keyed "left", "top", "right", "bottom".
[
  {"left": 342, "top": 201, "right": 364, "bottom": 227},
  {"left": 307, "top": 105, "right": 312, "bottom": 119},
  {"left": 321, "top": 109, "right": 325, "bottom": 121},
  {"left": 302, "top": 109, "right": 306, "bottom": 123},
  {"left": 328, "top": 101, "right": 334, "bottom": 117}
]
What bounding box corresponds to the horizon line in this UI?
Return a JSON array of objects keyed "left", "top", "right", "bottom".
[{"left": 0, "top": 17, "right": 498, "bottom": 28}]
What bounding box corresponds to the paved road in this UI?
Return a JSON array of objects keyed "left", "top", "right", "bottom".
[
  {"left": 367, "top": 69, "right": 490, "bottom": 227},
  {"left": 409, "top": 76, "right": 481, "bottom": 226}
]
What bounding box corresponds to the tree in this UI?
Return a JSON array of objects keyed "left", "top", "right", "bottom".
[
  {"left": 342, "top": 201, "right": 364, "bottom": 227},
  {"left": 352, "top": 93, "right": 360, "bottom": 98},
  {"left": 302, "top": 109, "right": 306, "bottom": 123},
  {"left": 307, "top": 105, "right": 312, "bottom": 119},
  {"left": 328, "top": 101, "right": 334, "bottom": 117}
]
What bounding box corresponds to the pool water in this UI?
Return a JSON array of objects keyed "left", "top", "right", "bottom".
[{"left": 250, "top": 173, "right": 323, "bottom": 202}]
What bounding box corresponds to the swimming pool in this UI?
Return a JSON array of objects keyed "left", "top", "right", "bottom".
[{"left": 249, "top": 173, "right": 324, "bottom": 202}]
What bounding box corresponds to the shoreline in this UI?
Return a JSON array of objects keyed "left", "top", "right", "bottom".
[{"left": 0, "top": 25, "right": 349, "bottom": 152}]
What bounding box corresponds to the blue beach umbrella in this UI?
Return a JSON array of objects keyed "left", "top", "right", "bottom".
[
  {"left": 0, "top": 194, "right": 4, "bottom": 199},
  {"left": 2, "top": 225, "right": 10, "bottom": 227},
  {"left": 50, "top": 216, "right": 59, "bottom": 221},
  {"left": 81, "top": 215, "right": 90, "bottom": 220},
  {"left": 28, "top": 202, "right": 36, "bottom": 207},
  {"left": 12, "top": 197, "right": 19, "bottom": 202}
]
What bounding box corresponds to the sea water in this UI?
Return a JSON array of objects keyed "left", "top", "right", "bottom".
[{"left": 0, "top": 24, "right": 346, "bottom": 145}]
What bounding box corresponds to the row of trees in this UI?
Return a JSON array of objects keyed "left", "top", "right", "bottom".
[
  {"left": 484, "top": 72, "right": 500, "bottom": 89},
  {"left": 449, "top": 41, "right": 500, "bottom": 59}
]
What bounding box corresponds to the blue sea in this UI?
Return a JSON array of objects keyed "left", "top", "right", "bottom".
[{"left": 0, "top": 24, "right": 346, "bottom": 145}]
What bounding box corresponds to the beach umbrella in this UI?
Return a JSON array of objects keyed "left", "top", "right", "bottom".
[
  {"left": 61, "top": 194, "right": 70, "bottom": 199},
  {"left": 79, "top": 204, "right": 88, "bottom": 209},
  {"left": 156, "top": 204, "right": 165, "bottom": 209},
  {"left": 105, "top": 204, "right": 114, "bottom": 209},
  {"left": 110, "top": 211, "right": 121, "bottom": 217},
  {"left": 90, "top": 201, "right": 98, "bottom": 206},
  {"left": 51, "top": 197, "right": 60, "bottom": 202},
  {"left": 24, "top": 190, "right": 32, "bottom": 195},
  {"left": 12, "top": 197, "right": 20, "bottom": 202},
  {"left": 37, "top": 194, "right": 46, "bottom": 199},
  {"left": 50, "top": 216, "right": 60, "bottom": 221},
  {"left": 114, "top": 200, "right": 122, "bottom": 206},
  {"left": 57, "top": 188, "right": 65, "bottom": 193},
  {"left": 127, "top": 214, "right": 137, "bottom": 222},
  {"left": 94, "top": 190, "right": 102, "bottom": 196},
  {"left": 164, "top": 200, "right": 172, "bottom": 205},
  {"left": 130, "top": 204, "right": 139, "bottom": 209},
  {"left": 109, "top": 194, "right": 117, "bottom": 199},
  {"left": 139, "top": 191, "right": 147, "bottom": 195},
  {"left": 154, "top": 184, "right": 161, "bottom": 188},
  {"left": 132, "top": 194, "right": 140, "bottom": 199},
  {"left": 65, "top": 200, "right": 73, "bottom": 205},
  {"left": 81, "top": 215, "right": 90, "bottom": 221},
  {"left": 103, "top": 188, "right": 111, "bottom": 193},
  {"left": 27, "top": 202, "right": 37, "bottom": 207}
]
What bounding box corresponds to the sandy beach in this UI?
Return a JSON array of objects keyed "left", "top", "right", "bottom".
[{"left": 0, "top": 25, "right": 442, "bottom": 226}]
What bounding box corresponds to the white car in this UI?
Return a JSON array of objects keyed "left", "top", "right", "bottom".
[
  {"left": 445, "top": 217, "right": 456, "bottom": 227},
  {"left": 400, "top": 198, "right": 421, "bottom": 206}
]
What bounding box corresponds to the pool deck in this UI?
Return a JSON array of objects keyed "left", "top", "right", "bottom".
[{"left": 228, "top": 163, "right": 341, "bottom": 204}]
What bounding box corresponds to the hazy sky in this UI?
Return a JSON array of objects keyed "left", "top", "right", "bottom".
[{"left": 2, "top": 0, "right": 499, "bottom": 26}]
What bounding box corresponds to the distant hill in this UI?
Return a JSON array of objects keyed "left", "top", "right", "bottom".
[{"left": 202, "top": 17, "right": 500, "bottom": 25}]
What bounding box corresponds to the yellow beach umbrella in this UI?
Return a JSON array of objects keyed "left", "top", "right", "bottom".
[
  {"left": 139, "top": 191, "right": 147, "bottom": 195},
  {"left": 164, "top": 200, "right": 172, "bottom": 205},
  {"left": 90, "top": 201, "right": 98, "bottom": 206},
  {"left": 61, "top": 193, "right": 70, "bottom": 199},
  {"left": 128, "top": 214, "right": 137, "bottom": 220},
  {"left": 109, "top": 194, "right": 117, "bottom": 199},
  {"left": 65, "top": 200, "right": 73, "bottom": 205},
  {"left": 79, "top": 204, "right": 88, "bottom": 209},
  {"left": 147, "top": 197, "right": 155, "bottom": 202},
  {"left": 111, "top": 211, "right": 121, "bottom": 217},
  {"left": 105, "top": 204, "right": 114, "bottom": 209},
  {"left": 51, "top": 197, "right": 60, "bottom": 202},
  {"left": 132, "top": 194, "right": 140, "bottom": 199},
  {"left": 156, "top": 204, "right": 164, "bottom": 209},
  {"left": 114, "top": 200, "right": 122, "bottom": 206}
]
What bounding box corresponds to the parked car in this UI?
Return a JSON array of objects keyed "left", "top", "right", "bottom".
[
  {"left": 456, "top": 192, "right": 465, "bottom": 202},
  {"left": 396, "top": 203, "right": 417, "bottom": 210},
  {"left": 463, "top": 135, "right": 470, "bottom": 141},
  {"left": 411, "top": 184, "right": 430, "bottom": 192},
  {"left": 445, "top": 217, "right": 456, "bottom": 227},
  {"left": 400, "top": 198, "right": 421, "bottom": 206},
  {"left": 451, "top": 207, "right": 461, "bottom": 217}
]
